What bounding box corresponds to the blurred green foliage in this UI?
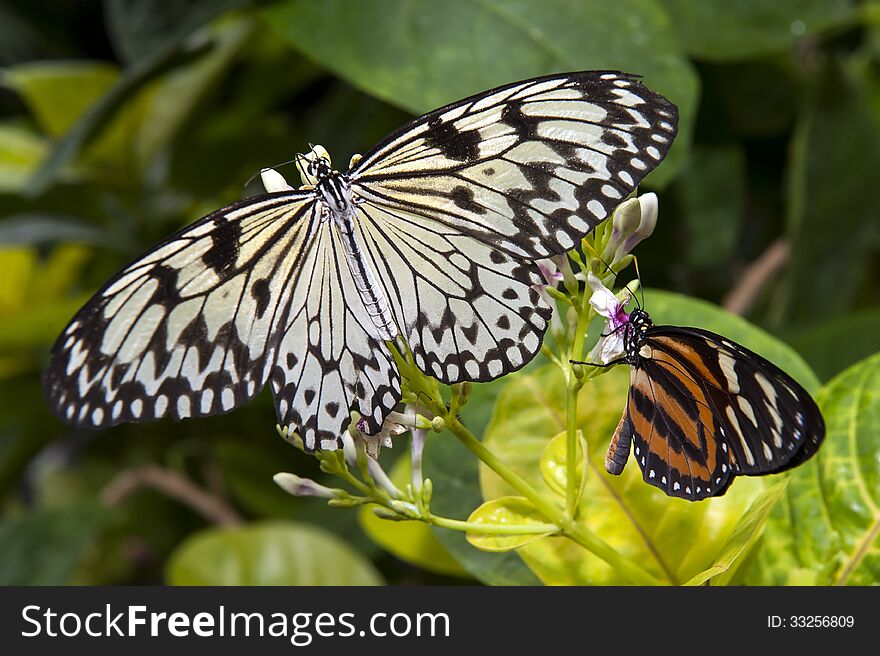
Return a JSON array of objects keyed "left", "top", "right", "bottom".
[{"left": 0, "top": 0, "right": 877, "bottom": 585}]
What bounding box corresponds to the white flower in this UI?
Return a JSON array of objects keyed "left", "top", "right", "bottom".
[
  {"left": 603, "top": 192, "right": 658, "bottom": 264},
  {"left": 586, "top": 272, "right": 632, "bottom": 364}
]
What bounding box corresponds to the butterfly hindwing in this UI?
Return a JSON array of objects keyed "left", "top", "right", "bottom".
[
  {"left": 351, "top": 71, "right": 678, "bottom": 259},
  {"left": 353, "top": 202, "right": 552, "bottom": 383},
  {"left": 269, "top": 216, "right": 401, "bottom": 450},
  {"left": 621, "top": 327, "right": 824, "bottom": 500}
]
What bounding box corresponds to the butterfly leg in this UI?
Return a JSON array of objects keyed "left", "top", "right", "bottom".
[{"left": 568, "top": 358, "right": 626, "bottom": 368}]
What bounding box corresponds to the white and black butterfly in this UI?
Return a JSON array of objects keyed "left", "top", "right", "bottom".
[
  {"left": 581, "top": 308, "right": 824, "bottom": 501},
  {"left": 43, "top": 70, "right": 678, "bottom": 450}
]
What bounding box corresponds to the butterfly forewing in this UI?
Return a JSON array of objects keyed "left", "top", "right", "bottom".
[
  {"left": 352, "top": 71, "right": 678, "bottom": 259},
  {"left": 622, "top": 327, "right": 824, "bottom": 500},
  {"left": 43, "top": 193, "right": 317, "bottom": 428}
]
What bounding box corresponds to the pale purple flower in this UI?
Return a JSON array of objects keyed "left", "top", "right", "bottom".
[{"left": 586, "top": 272, "right": 632, "bottom": 364}]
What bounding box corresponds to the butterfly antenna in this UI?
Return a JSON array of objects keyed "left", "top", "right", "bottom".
[
  {"left": 632, "top": 255, "right": 646, "bottom": 310},
  {"left": 244, "top": 157, "right": 301, "bottom": 189}
]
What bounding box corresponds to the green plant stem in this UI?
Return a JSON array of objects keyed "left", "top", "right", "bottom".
[
  {"left": 565, "top": 382, "right": 579, "bottom": 518},
  {"left": 428, "top": 515, "right": 559, "bottom": 536},
  {"left": 442, "top": 413, "right": 662, "bottom": 586},
  {"left": 564, "top": 297, "right": 591, "bottom": 519}
]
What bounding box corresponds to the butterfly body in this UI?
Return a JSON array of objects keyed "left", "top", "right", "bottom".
[
  {"left": 311, "top": 163, "right": 397, "bottom": 341},
  {"left": 43, "top": 70, "right": 678, "bottom": 451},
  {"left": 604, "top": 308, "right": 824, "bottom": 500}
]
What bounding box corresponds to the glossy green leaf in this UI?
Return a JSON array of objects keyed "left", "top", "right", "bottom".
[
  {"left": 0, "top": 502, "right": 106, "bottom": 585},
  {"left": 743, "top": 352, "right": 880, "bottom": 585},
  {"left": 481, "top": 289, "right": 820, "bottom": 584},
  {"left": 166, "top": 521, "right": 384, "bottom": 585},
  {"left": 466, "top": 497, "right": 555, "bottom": 552},
  {"left": 265, "top": 0, "right": 698, "bottom": 186},
  {"left": 659, "top": 0, "right": 858, "bottom": 61},
  {"left": 683, "top": 480, "right": 787, "bottom": 586},
  {"left": 359, "top": 456, "right": 469, "bottom": 577},
  {"left": 539, "top": 430, "right": 586, "bottom": 502}
]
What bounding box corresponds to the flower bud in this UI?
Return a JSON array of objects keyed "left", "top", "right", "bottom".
[
  {"left": 260, "top": 168, "right": 293, "bottom": 193},
  {"left": 273, "top": 472, "right": 343, "bottom": 499},
  {"left": 603, "top": 193, "right": 658, "bottom": 265}
]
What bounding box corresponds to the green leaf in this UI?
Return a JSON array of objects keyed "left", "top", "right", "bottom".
[
  {"left": 18, "top": 4, "right": 244, "bottom": 195},
  {"left": 539, "top": 430, "right": 586, "bottom": 503},
  {"left": 644, "top": 289, "right": 821, "bottom": 392},
  {"left": 0, "top": 124, "right": 47, "bottom": 192},
  {"left": 775, "top": 58, "right": 880, "bottom": 326},
  {"left": 659, "top": 0, "right": 858, "bottom": 61},
  {"left": 0, "top": 503, "right": 106, "bottom": 585},
  {"left": 359, "top": 456, "right": 469, "bottom": 577},
  {"left": 466, "top": 497, "right": 555, "bottom": 552},
  {"left": 423, "top": 378, "right": 543, "bottom": 585},
  {"left": 683, "top": 480, "right": 787, "bottom": 586},
  {"left": 166, "top": 521, "right": 384, "bottom": 585},
  {"left": 742, "top": 351, "right": 880, "bottom": 585},
  {"left": 3, "top": 61, "right": 121, "bottom": 137},
  {"left": 265, "top": 0, "right": 698, "bottom": 186},
  {"left": 481, "top": 289, "right": 819, "bottom": 585}
]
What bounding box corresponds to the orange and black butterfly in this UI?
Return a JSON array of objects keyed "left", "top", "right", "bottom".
[{"left": 575, "top": 308, "right": 825, "bottom": 501}]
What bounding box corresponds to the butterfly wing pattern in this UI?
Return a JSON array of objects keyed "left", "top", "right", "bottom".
[
  {"left": 44, "top": 70, "right": 678, "bottom": 450},
  {"left": 616, "top": 326, "right": 824, "bottom": 500},
  {"left": 44, "top": 193, "right": 317, "bottom": 428},
  {"left": 352, "top": 71, "right": 678, "bottom": 259}
]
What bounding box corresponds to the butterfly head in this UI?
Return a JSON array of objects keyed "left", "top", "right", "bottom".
[
  {"left": 624, "top": 308, "right": 653, "bottom": 364},
  {"left": 306, "top": 154, "right": 334, "bottom": 181}
]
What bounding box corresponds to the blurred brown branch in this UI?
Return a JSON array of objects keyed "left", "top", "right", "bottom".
[
  {"left": 723, "top": 238, "right": 790, "bottom": 316},
  {"left": 101, "top": 465, "right": 242, "bottom": 526}
]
